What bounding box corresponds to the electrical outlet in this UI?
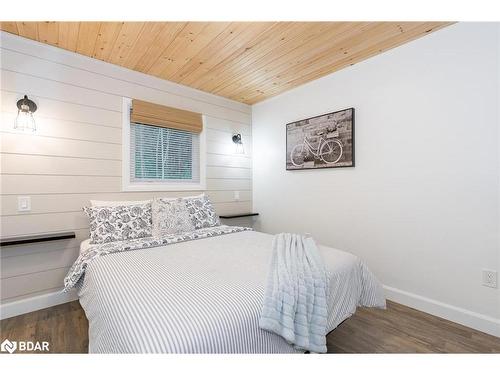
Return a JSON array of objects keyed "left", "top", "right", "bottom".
[
  {"left": 482, "top": 269, "right": 498, "bottom": 289},
  {"left": 234, "top": 191, "right": 240, "bottom": 201},
  {"left": 17, "top": 196, "right": 31, "bottom": 212}
]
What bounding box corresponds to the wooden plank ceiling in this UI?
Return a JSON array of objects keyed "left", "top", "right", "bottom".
[{"left": 0, "top": 22, "right": 451, "bottom": 104}]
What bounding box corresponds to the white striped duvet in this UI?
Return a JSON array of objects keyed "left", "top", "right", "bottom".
[{"left": 77, "top": 230, "right": 385, "bottom": 353}]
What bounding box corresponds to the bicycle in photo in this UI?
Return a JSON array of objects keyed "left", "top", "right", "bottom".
[{"left": 290, "top": 130, "right": 343, "bottom": 167}]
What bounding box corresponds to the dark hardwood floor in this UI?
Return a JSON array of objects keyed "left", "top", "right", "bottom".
[
  {"left": 1, "top": 301, "right": 89, "bottom": 353},
  {"left": 1, "top": 300, "right": 499, "bottom": 353},
  {"left": 328, "top": 301, "right": 500, "bottom": 353}
]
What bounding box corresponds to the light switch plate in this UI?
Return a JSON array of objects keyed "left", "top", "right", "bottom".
[
  {"left": 234, "top": 191, "right": 240, "bottom": 201},
  {"left": 17, "top": 196, "right": 31, "bottom": 212},
  {"left": 482, "top": 269, "right": 498, "bottom": 289}
]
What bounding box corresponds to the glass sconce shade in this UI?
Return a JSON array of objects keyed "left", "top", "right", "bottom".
[
  {"left": 232, "top": 133, "right": 244, "bottom": 154},
  {"left": 14, "top": 95, "right": 37, "bottom": 132}
]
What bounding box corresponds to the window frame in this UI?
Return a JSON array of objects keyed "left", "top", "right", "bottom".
[{"left": 121, "top": 97, "right": 206, "bottom": 192}]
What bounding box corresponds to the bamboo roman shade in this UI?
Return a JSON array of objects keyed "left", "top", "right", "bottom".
[{"left": 131, "top": 99, "right": 203, "bottom": 133}]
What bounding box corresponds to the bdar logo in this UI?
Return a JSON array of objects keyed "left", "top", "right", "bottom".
[
  {"left": 0, "top": 339, "right": 49, "bottom": 353},
  {"left": 1, "top": 339, "right": 17, "bottom": 354}
]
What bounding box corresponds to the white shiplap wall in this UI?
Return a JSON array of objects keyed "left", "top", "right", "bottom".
[{"left": 0, "top": 31, "right": 253, "bottom": 317}]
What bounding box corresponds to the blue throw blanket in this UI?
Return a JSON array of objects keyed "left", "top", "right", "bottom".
[{"left": 259, "top": 233, "right": 329, "bottom": 353}]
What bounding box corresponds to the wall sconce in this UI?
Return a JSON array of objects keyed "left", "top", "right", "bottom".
[
  {"left": 14, "top": 95, "right": 37, "bottom": 132},
  {"left": 232, "top": 133, "right": 244, "bottom": 154}
]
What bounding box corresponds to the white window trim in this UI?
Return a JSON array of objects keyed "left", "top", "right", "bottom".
[{"left": 121, "top": 97, "right": 206, "bottom": 192}]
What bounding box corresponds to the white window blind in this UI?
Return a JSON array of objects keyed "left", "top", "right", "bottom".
[{"left": 130, "top": 122, "right": 200, "bottom": 184}]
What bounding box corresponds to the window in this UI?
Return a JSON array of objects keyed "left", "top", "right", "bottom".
[
  {"left": 122, "top": 98, "right": 206, "bottom": 191},
  {"left": 131, "top": 123, "right": 200, "bottom": 182}
]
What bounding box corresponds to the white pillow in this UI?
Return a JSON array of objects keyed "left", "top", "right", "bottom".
[
  {"left": 181, "top": 193, "right": 205, "bottom": 199},
  {"left": 91, "top": 194, "right": 203, "bottom": 207},
  {"left": 152, "top": 198, "right": 195, "bottom": 237},
  {"left": 154, "top": 194, "right": 204, "bottom": 202},
  {"left": 184, "top": 194, "right": 220, "bottom": 229},
  {"left": 80, "top": 239, "right": 91, "bottom": 254},
  {"left": 83, "top": 203, "right": 152, "bottom": 244},
  {"left": 90, "top": 199, "right": 152, "bottom": 207}
]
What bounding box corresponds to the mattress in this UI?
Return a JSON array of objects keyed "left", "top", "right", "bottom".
[{"left": 76, "top": 229, "right": 385, "bottom": 353}]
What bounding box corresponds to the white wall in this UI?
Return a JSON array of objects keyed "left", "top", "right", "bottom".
[
  {"left": 0, "top": 31, "right": 253, "bottom": 318},
  {"left": 252, "top": 22, "right": 500, "bottom": 336}
]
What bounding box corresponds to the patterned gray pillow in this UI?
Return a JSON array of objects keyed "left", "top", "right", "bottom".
[
  {"left": 184, "top": 194, "right": 221, "bottom": 229},
  {"left": 84, "top": 203, "right": 152, "bottom": 244},
  {"left": 152, "top": 198, "right": 195, "bottom": 237}
]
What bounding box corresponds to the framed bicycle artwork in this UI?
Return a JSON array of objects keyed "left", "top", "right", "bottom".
[{"left": 286, "top": 108, "right": 355, "bottom": 170}]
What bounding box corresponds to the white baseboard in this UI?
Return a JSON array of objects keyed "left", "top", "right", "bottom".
[
  {"left": 384, "top": 285, "right": 500, "bottom": 337},
  {"left": 0, "top": 289, "right": 78, "bottom": 320}
]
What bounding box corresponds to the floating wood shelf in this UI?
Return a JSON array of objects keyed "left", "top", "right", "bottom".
[
  {"left": 0, "top": 232, "right": 76, "bottom": 247},
  {"left": 219, "top": 213, "right": 259, "bottom": 219}
]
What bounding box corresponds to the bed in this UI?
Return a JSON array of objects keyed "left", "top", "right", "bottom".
[{"left": 67, "top": 226, "right": 385, "bottom": 353}]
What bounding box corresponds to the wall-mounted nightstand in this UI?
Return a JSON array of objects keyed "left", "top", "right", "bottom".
[
  {"left": 219, "top": 213, "right": 259, "bottom": 219},
  {"left": 219, "top": 213, "right": 259, "bottom": 228},
  {"left": 0, "top": 232, "right": 76, "bottom": 247}
]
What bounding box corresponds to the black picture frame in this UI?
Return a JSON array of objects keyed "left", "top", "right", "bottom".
[{"left": 286, "top": 107, "right": 355, "bottom": 170}]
